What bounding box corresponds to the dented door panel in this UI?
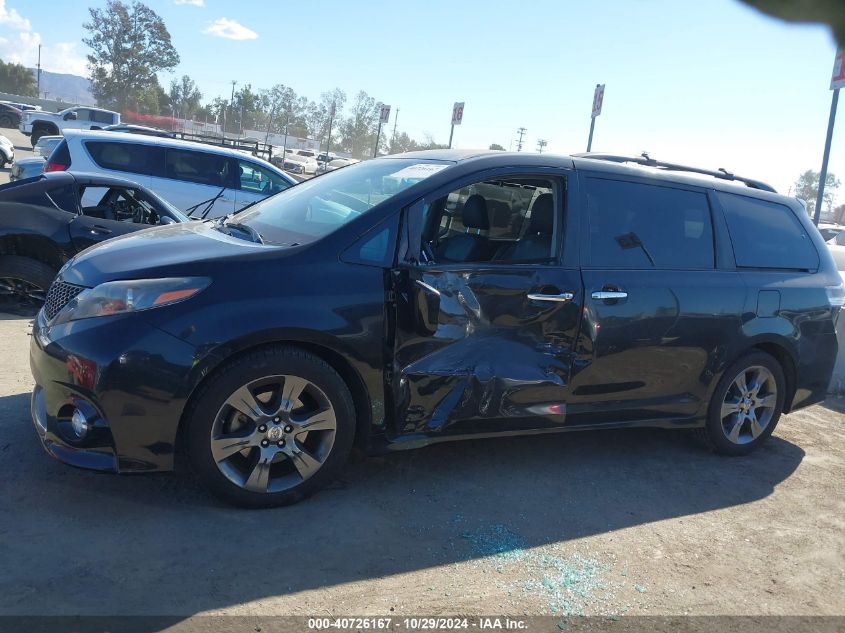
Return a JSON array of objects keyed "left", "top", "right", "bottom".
[{"left": 392, "top": 266, "right": 584, "bottom": 437}]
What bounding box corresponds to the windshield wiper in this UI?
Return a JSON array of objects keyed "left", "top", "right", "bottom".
[{"left": 213, "top": 216, "right": 264, "bottom": 244}]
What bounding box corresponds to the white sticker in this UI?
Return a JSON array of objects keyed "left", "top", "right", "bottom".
[{"left": 388, "top": 163, "right": 449, "bottom": 180}]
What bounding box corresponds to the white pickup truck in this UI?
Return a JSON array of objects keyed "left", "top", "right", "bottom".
[{"left": 19, "top": 106, "right": 120, "bottom": 147}]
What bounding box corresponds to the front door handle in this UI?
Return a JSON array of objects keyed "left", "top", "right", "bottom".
[
  {"left": 90, "top": 225, "right": 112, "bottom": 235},
  {"left": 527, "top": 292, "right": 575, "bottom": 303},
  {"left": 591, "top": 291, "right": 628, "bottom": 300}
]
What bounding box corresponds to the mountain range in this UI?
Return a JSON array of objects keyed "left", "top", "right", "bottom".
[{"left": 29, "top": 68, "right": 95, "bottom": 106}]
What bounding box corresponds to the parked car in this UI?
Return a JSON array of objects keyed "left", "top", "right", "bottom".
[
  {"left": 8, "top": 157, "right": 45, "bottom": 182},
  {"left": 319, "top": 157, "right": 359, "bottom": 174},
  {"left": 19, "top": 106, "right": 120, "bottom": 147},
  {"left": 1, "top": 100, "right": 39, "bottom": 112},
  {"left": 102, "top": 123, "right": 175, "bottom": 138},
  {"left": 0, "top": 134, "right": 13, "bottom": 167},
  {"left": 0, "top": 103, "right": 22, "bottom": 129},
  {"left": 28, "top": 150, "right": 841, "bottom": 508},
  {"left": 33, "top": 135, "right": 63, "bottom": 158},
  {"left": 0, "top": 172, "right": 188, "bottom": 310},
  {"left": 817, "top": 221, "right": 844, "bottom": 242},
  {"left": 52, "top": 130, "right": 297, "bottom": 218}
]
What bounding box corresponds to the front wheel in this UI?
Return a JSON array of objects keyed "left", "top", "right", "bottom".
[
  {"left": 186, "top": 346, "right": 356, "bottom": 507},
  {"left": 699, "top": 351, "right": 786, "bottom": 455},
  {"left": 0, "top": 256, "right": 56, "bottom": 314}
]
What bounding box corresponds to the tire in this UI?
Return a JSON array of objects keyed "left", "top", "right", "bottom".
[
  {"left": 0, "top": 256, "right": 56, "bottom": 313},
  {"left": 697, "top": 351, "right": 786, "bottom": 455},
  {"left": 0, "top": 115, "right": 11, "bottom": 128},
  {"left": 186, "top": 346, "right": 356, "bottom": 508},
  {"left": 30, "top": 129, "right": 44, "bottom": 147}
]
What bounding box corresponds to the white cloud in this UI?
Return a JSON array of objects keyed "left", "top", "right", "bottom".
[
  {"left": 0, "top": 0, "right": 30, "bottom": 31},
  {"left": 0, "top": 1, "right": 88, "bottom": 77},
  {"left": 204, "top": 17, "right": 258, "bottom": 41},
  {"left": 174, "top": 0, "right": 204, "bottom": 6}
]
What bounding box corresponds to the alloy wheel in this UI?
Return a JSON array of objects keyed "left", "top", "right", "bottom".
[
  {"left": 0, "top": 277, "right": 47, "bottom": 306},
  {"left": 720, "top": 365, "right": 778, "bottom": 445},
  {"left": 210, "top": 374, "right": 337, "bottom": 494}
]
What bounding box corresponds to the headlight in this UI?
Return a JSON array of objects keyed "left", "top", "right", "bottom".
[{"left": 57, "top": 277, "right": 210, "bottom": 322}]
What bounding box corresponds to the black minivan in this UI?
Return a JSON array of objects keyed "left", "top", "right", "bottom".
[{"left": 29, "top": 150, "right": 842, "bottom": 507}]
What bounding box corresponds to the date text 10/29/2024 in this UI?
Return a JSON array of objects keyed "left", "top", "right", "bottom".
[{"left": 307, "top": 617, "right": 528, "bottom": 630}]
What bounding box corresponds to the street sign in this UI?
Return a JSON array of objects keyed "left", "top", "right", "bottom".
[
  {"left": 591, "top": 84, "right": 605, "bottom": 118},
  {"left": 451, "top": 102, "right": 465, "bottom": 125},
  {"left": 832, "top": 50, "right": 845, "bottom": 90},
  {"left": 379, "top": 105, "right": 391, "bottom": 124}
]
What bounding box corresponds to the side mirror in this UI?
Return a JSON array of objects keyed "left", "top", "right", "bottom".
[
  {"left": 64, "top": 111, "right": 78, "bottom": 121},
  {"left": 159, "top": 216, "right": 176, "bottom": 225}
]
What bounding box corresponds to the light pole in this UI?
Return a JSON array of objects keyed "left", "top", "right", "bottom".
[
  {"left": 516, "top": 127, "right": 527, "bottom": 152},
  {"left": 537, "top": 139, "right": 547, "bottom": 154}
]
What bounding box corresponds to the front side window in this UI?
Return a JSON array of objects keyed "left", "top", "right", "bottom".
[
  {"left": 91, "top": 110, "right": 115, "bottom": 124},
  {"left": 73, "top": 109, "right": 92, "bottom": 121},
  {"left": 586, "top": 178, "right": 714, "bottom": 269},
  {"left": 85, "top": 141, "right": 157, "bottom": 176},
  {"left": 719, "top": 192, "right": 819, "bottom": 270},
  {"left": 235, "top": 158, "right": 451, "bottom": 246},
  {"left": 237, "top": 160, "right": 291, "bottom": 196},
  {"left": 165, "top": 149, "right": 233, "bottom": 188},
  {"left": 421, "top": 176, "right": 561, "bottom": 264}
]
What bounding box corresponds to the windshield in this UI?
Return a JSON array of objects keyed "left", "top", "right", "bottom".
[{"left": 234, "top": 158, "right": 451, "bottom": 245}]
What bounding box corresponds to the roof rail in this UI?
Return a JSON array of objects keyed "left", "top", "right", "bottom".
[{"left": 572, "top": 152, "right": 777, "bottom": 193}]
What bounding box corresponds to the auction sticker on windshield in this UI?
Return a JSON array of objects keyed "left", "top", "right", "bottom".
[{"left": 389, "top": 163, "right": 450, "bottom": 180}]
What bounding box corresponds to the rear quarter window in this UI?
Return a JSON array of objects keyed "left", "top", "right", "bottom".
[
  {"left": 85, "top": 141, "right": 157, "bottom": 176},
  {"left": 718, "top": 192, "right": 819, "bottom": 270}
]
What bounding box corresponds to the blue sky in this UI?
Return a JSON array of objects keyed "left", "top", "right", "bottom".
[{"left": 2, "top": 0, "right": 843, "bottom": 200}]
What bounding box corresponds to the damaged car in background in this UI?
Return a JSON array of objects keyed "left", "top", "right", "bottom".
[{"left": 29, "top": 150, "right": 841, "bottom": 507}]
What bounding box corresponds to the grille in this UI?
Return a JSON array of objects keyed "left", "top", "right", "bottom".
[{"left": 44, "top": 281, "right": 85, "bottom": 321}]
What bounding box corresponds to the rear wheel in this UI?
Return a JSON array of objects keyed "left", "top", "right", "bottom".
[
  {"left": 0, "top": 114, "right": 12, "bottom": 128},
  {"left": 186, "top": 346, "right": 356, "bottom": 507},
  {"left": 0, "top": 256, "right": 55, "bottom": 314},
  {"left": 31, "top": 127, "right": 53, "bottom": 147},
  {"left": 699, "top": 351, "right": 785, "bottom": 455}
]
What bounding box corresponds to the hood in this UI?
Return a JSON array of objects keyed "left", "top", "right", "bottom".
[{"left": 61, "top": 220, "right": 284, "bottom": 287}]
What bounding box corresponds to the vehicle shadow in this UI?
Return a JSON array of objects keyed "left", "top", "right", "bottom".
[{"left": 0, "top": 390, "right": 805, "bottom": 622}]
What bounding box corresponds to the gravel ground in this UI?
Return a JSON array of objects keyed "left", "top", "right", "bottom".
[{"left": 0, "top": 312, "right": 842, "bottom": 624}]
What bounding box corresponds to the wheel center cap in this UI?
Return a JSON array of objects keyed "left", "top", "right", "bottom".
[{"left": 267, "top": 426, "right": 283, "bottom": 442}]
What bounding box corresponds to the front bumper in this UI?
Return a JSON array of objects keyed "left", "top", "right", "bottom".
[{"left": 29, "top": 308, "right": 198, "bottom": 473}]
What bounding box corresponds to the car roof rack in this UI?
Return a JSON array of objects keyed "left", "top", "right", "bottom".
[{"left": 572, "top": 152, "right": 776, "bottom": 193}]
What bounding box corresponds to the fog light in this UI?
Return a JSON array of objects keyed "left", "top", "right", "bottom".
[{"left": 71, "top": 408, "right": 90, "bottom": 439}]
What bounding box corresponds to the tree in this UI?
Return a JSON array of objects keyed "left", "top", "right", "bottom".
[
  {"left": 338, "top": 91, "right": 380, "bottom": 158},
  {"left": 306, "top": 88, "right": 346, "bottom": 149},
  {"left": 793, "top": 169, "right": 840, "bottom": 217},
  {"left": 489, "top": 143, "right": 505, "bottom": 151},
  {"left": 169, "top": 75, "right": 203, "bottom": 120},
  {"left": 84, "top": 0, "right": 180, "bottom": 111},
  {"left": 0, "top": 59, "right": 37, "bottom": 97}
]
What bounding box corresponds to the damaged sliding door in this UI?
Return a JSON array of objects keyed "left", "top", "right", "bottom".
[{"left": 389, "top": 169, "right": 583, "bottom": 441}]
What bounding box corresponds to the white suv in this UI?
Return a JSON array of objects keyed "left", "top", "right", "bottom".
[
  {"left": 20, "top": 106, "right": 120, "bottom": 147},
  {"left": 50, "top": 130, "right": 297, "bottom": 218}
]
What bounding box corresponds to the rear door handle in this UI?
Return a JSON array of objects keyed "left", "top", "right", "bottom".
[
  {"left": 527, "top": 292, "right": 575, "bottom": 303},
  {"left": 591, "top": 291, "right": 628, "bottom": 300}
]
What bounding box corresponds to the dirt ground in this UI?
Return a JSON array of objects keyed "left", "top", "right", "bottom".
[{"left": 0, "top": 311, "right": 842, "bottom": 625}]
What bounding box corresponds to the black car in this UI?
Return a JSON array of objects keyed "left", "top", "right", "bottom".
[
  {"left": 0, "top": 103, "right": 21, "bottom": 129},
  {"left": 29, "top": 150, "right": 841, "bottom": 507},
  {"left": 0, "top": 172, "right": 188, "bottom": 309}
]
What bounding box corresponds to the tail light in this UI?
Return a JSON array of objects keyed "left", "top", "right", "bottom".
[
  {"left": 827, "top": 281, "right": 845, "bottom": 326},
  {"left": 44, "top": 139, "right": 71, "bottom": 172},
  {"left": 44, "top": 161, "right": 67, "bottom": 172}
]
